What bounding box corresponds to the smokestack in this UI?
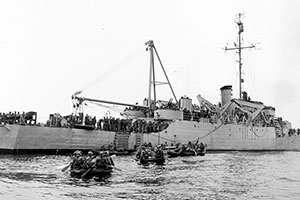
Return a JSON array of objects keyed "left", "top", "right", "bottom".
[{"left": 220, "top": 85, "right": 232, "bottom": 106}]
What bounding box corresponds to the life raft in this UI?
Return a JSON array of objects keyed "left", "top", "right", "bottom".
[
  {"left": 70, "top": 168, "right": 113, "bottom": 177},
  {"left": 110, "top": 150, "right": 130, "bottom": 156},
  {"left": 167, "top": 147, "right": 206, "bottom": 158},
  {"left": 139, "top": 156, "right": 165, "bottom": 165}
]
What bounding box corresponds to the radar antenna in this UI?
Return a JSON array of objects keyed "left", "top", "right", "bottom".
[{"left": 225, "top": 13, "right": 255, "bottom": 99}]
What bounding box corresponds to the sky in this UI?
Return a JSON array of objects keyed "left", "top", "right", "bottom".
[{"left": 1, "top": 0, "right": 300, "bottom": 127}]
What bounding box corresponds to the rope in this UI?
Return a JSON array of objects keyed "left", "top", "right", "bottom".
[
  {"left": 250, "top": 126, "right": 267, "bottom": 138},
  {"left": 88, "top": 101, "right": 123, "bottom": 114},
  {"left": 80, "top": 44, "right": 145, "bottom": 93},
  {"left": 148, "top": 132, "right": 177, "bottom": 143},
  {"left": 261, "top": 111, "right": 271, "bottom": 124},
  {"left": 147, "top": 122, "right": 224, "bottom": 143},
  {"left": 198, "top": 123, "right": 224, "bottom": 140},
  {"left": 0, "top": 124, "right": 11, "bottom": 132}
]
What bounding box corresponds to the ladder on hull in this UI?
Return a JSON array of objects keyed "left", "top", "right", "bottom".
[{"left": 114, "top": 132, "right": 130, "bottom": 150}]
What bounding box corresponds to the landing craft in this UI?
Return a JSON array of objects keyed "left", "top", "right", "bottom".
[{"left": 0, "top": 14, "right": 300, "bottom": 154}]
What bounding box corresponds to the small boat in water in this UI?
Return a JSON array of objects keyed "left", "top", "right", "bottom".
[
  {"left": 167, "top": 143, "right": 207, "bottom": 158},
  {"left": 136, "top": 145, "right": 165, "bottom": 165},
  {"left": 70, "top": 168, "right": 112, "bottom": 178},
  {"left": 110, "top": 150, "right": 130, "bottom": 156},
  {"left": 68, "top": 150, "right": 115, "bottom": 178},
  {"left": 139, "top": 155, "right": 165, "bottom": 165}
]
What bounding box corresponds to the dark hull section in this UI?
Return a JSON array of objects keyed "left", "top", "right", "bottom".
[
  {"left": 167, "top": 149, "right": 206, "bottom": 158},
  {"left": 140, "top": 157, "right": 165, "bottom": 165},
  {"left": 0, "top": 124, "right": 116, "bottom": 154},
  {"left": 0, "top": 148, "right": 111, "bottom": 155},
  {"left": 70, "top": 168, "right": 112, "bottom": 178}
]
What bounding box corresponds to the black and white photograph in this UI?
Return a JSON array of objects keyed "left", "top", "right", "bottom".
[{"left": 0, "top": 0, "right": 300, "bottom": 199}]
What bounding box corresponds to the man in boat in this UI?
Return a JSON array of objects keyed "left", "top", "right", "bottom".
[
  {"left": 136, "top": 146, "right": 145, "bottom": 160},
  {"left": 138, "top": 148, "right": 148, "bottom": 163},
  {"left": 84, "top": 151, "right": 95, "bottom": 168},
  {"left": 139, "top": 147, "right": 154, "bottom": 163},
  {"left": 199, "top": 142, "right": 205, "bottom": 151},
  {"left": 70, "top": 150, "right": 85, "bottom": 170},
  {"left": 91, "top": 151, "right": 114, "bottom": 170},
  {"left": 154, "top": 146, "right": 164, "bottom": 159},
  {"left": 91, "top": 152, "right": 105, "bottom": 169},
  {"left": 103, "top": 151, "right": 114, "bottom": 166},
  {"left": 186, "top": 141, "right": 192, "bottom": 150},
  {"left": 186, "top": 141, "right": 197, "bottom": 155},
  {"left": 179, "top": 144, "right": 187, "bottom": 155}
]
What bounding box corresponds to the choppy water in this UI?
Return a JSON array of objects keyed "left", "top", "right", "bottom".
[{"left": 0, "top": 152, "right": 300, "bottom": 200}]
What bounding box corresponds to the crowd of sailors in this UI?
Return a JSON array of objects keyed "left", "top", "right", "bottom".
[
  {"left": 3, "top": 109, "right": 300, "bottom": 139},
  {"left": 0, "top": 111, "right": 37, "bottom": 125},
  {"left": 287, "top": 128, "right": 300, "bottom": 136},
  {"left": 97, "top": 117, "right": 169, "bottom": 133},
  {"left": 46, "top": 113, "right": 169, "bottom": 133},
  {"left": 182, "top": 107, "right": 213, "bottom": 122}
]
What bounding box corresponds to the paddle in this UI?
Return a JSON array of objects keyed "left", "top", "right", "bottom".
[
  {"left": 182, "top": 159, "right": 205, "bottom": 164},
  {"left": 101, "top": 159, "right": 122, "bottom": 172},
  {"left": 81, "top": 163, "right": 96, "bottom": 178},
  {"left": 61, "top": 163, "right": 71, "bottom": 172},
  {"left": 111, "top": 165, "right": 122, "bottom": 171},
  {"left": 81, "top": 154, "right": 122, "bottom": 178}
]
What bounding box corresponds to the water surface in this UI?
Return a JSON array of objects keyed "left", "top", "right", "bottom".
[{"left": 0, "top": 152, "right": 299, "bottom": 200}]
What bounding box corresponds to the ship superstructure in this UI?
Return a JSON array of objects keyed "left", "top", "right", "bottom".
[
  {"left": 0, "top": 14, "right": 300, "bottom": 154},
  {"left": 71, "top": 14, "right": 300, "bottom": 150}
]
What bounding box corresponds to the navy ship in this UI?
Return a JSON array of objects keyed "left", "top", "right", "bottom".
[{"left": 1, "top": 14, "right": 299, "bottom": 154}]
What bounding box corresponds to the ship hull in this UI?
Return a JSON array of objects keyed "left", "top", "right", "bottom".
[
  {"left": 1, "top": 119, "right": 300, "bottom": 154},
  {"left": 138, "top": 120, "right": 300, "bottom": 151},
  {"left": 0, "top": 124, "right": 115, "bottom": 154}
]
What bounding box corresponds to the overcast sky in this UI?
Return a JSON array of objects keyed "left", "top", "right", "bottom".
[{"left": 1, "top": 0, "right": 300, "bottom": 127}]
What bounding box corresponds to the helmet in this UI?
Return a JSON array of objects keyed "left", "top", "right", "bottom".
[
  {"left": 88, "top": 151, "right": 93, "bottom": 156},
  {"left": 73, "top": 150, "right": 82, "bottom": 156}
]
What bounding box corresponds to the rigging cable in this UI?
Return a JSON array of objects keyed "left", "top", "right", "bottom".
[
  {"left": 79, "top": 43, "right": 146, "bottom": 94},
  {"left": 88, "top": 101, "right": 123, "bottom": 114},
  {"left": 198, "top": 123, "right": 224, "bottom": 140},
  {"left": 250, "top": 126, "right": 268, "bottom": 138},
  {"left": 148, "top": 132, "right": 177, "bottom": 143},
  {"left": 147, "top": 122, "right": 225, "bottom": 144}
]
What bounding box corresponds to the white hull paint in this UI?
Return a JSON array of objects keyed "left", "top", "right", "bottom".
[
  {"left": 1, "top": 120, "right": 299, "bottom": 152},
  {"left": 0, "top": 124, "right": 115, "bottom": 151},
  {"left": 140, "top": 120, "right": 300, "bottom": 151}
]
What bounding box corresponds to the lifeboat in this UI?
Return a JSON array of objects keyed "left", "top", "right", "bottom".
[
  {"left": 70, "top": 168, "right": 112, "bottom": 178},
  {"left": 167, "top": 145, "right": 207, "bottom": 158}
]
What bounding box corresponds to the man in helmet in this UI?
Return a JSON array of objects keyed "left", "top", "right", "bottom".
[
  {"left": 70, "top": 150, "right": 85, "bottom": 170},
  {"left": 84, "top": 151, "right": 95, "bottom": 168},
  {"left": 91, "top": 151, "right": 113, "bottom": 170}
]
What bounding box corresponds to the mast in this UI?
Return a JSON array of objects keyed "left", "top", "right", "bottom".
[
  {"left": 146, "top": 40, "right": 178, "bottom": 113},
  {"left": 225, "top": 13, "right": 255, "bottom": 99}
]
